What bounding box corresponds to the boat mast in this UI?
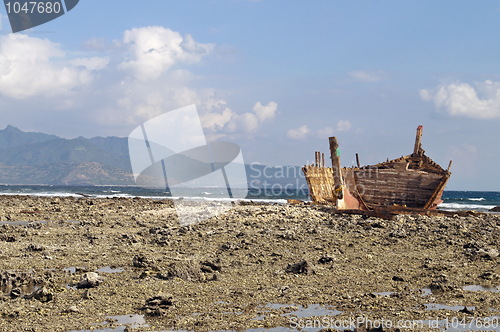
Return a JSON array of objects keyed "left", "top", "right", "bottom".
[{"left": 329, "top": 137, "right": 343, "bottom": 200}]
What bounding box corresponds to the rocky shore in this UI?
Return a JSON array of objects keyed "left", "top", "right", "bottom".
[{"left": 0, "top": 195, "right": 498, "bottom": 331}]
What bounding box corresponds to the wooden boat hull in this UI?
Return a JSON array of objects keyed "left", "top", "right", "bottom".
[{"left": 302, "top": 126, "right": 451, "bottom": 211}]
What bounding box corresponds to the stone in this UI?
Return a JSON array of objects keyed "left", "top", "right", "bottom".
[
  {"left": 477, "top": 248, "right": 499, "bottom": 260},
  {"left": 285, "top": 260, "right": 315, "bottom": 275},
  {"left": 132, "top": 255, "right": 154, "bottom": 268},
  {"left": 77, "top": 272, "right": 104, "bottom": 289},
  {"left": 29, "top": 286, "right": 53, "bottom": 302},
  {"left": 317, "top": 256, "right": 334, "bottom": 264},
  {"left": 143, "top": 294, "right": 174, "bottom": 316}
]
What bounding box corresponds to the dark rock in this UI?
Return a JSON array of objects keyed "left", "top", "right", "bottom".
[
  {"left": 391, "top": 276, "right": 405, "bottom": 282},
  {"left": 318, "top": 256, "right": 334, "bottom": 264},
  {"left": 26, "top": 244, "right": 45, "bottom": 252},
  {"left": 28, "top": 286, "right": 53, "bottom": 302},
  {"left": 285, "top": 260, "right": 315, "bottom": 275},
  {"left": 143, "top": 294, "right": 174, "bottom": 316},
  {"left": 479, "top": 271, "right": 499, "bottom": 281},
  {"left": 132, "top": 255, "right": 154, "bottom": 268},
  {"left": 9, "top": 288, "right": 22, "bottom": 299},
  {"left": 489, "top": 206, "right": 500, "bottom": 212},
  {"left": 200, "top": 260, "right": 222, "bottom": 273},
  {"left": 429, "top": 281, "right": 453, "bottom": 293},
  {"left": 459, "top": 306, "right": 474, "bottom": 314},
  {"left": 0, "top": 270, "right": 38, "bottom": 290},
  {"left": 0, "top": 235, "right": 16, "bottom": 242},
  {"left": 82, "top": 289, "right": 93, "bottom": 299}
]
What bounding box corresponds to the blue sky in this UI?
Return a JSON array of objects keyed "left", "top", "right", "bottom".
[{"left": 0, "top": 0, "right": 499, "bottom": 190}]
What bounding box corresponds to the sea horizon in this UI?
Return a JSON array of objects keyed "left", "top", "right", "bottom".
[{"left": 0, "top": 184, "right": 498, "bottom": 213}]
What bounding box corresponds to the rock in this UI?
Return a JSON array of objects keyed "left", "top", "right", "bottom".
[
  {"left": 392, "top": 276, "right": 405, "bottom": 282},
  {"left": 279, "top": 230, "right": 298, "bottom": 240},
  {"left": 82, "top": 289, "right": 93, "bottom": 299},
  {"left": 132, "top": 255, "right": 154, "bottom": 268},
  {"left": 160, "top": 261, "right": 202, "bottom": 281},
  {"left": 0, "top": 270, "right": 38, "bottom": 290},
  {"left": 479, "top": 248, "right": 499, "bottom": 260},
  {"left": 63, "top": 305, "right": 80, "bottom": 313},
  {"left": 489, "top": 206, "right": 500, "bottom": 212},
  {"left": 479, "top": 271, "right": 499, "bottom": 281},
  {"left": 459, "top": 306, "right": 474, "bottom": 314},
  {"left": 28, "top": 286, "right": 53, "bottom": 302},
  {"left": 285, "top": 260, "right": 315, "bottom": 275},
  {"left": 26, "top": 244, "right": 45, "bottom": 252},
  {"left": 9, "top": 288, "right": 22, "bottom": 299},
  {"left": 0, "top": 234, "right": 16, "bottom": 242},
  {"left": 317, "top": 256, "right": 334, "bottom": 264},
  {"left": 200, "top": 260, "right": 222, "bottom": 273},
  {"left": 77, "top": 272, "right": 104, "bottom": 289},
  {"left": 143, "top": 294, "right": 174, "bottom": 316}
]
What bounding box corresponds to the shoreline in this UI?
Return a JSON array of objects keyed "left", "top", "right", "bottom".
[{"left": 0, "top": 195, "right": 498, "bottom": 331}]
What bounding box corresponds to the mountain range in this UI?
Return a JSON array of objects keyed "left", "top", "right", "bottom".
[{"left": 0, "top": 126, "right": 307, "bottom": 188}]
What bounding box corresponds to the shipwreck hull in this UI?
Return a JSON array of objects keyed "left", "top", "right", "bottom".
[{"left": 302, "top": 126, "right": 451, "bottom": 211}]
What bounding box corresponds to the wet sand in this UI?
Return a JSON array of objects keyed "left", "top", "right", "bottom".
[{"left": 0, "top": 195, "right": 498, "bottom": 331}]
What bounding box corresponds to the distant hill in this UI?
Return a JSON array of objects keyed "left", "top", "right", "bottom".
[
  {"left": 0, "top": 126, "right": 307, "bottom": 188},
  {"left": 0, "top": 125, "right": 59, "bottom": 149},
  {"left": 0, "top": 126, "right": 133, "bottom": 185}
]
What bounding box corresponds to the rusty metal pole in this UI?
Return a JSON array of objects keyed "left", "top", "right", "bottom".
[{"left": 329, "top": 137, "right": 343, "bottom": 200}]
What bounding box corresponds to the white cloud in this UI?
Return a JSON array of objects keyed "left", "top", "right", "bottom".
[
  {"left": 0, "top": 25, "right": 274, "bottom": 139},
  {"left": 316, "top": 126, "right": 334, "bottom": 138},
  {"left": 348, "top": 70, "right": 384, "bottom": 82},
  {"left": 238, "top": 112, "right": 259, "bottom": 133},
  {"left": 198, "top": 91, "right": 235, "bottom": 131},
  {"left": 0, "top": 34, "right": 93, "bottom": 99},
  {"left": 315, "top": 120, "right": 351, "bottom": 138},
  {"left": 119, "top": 26, "right": 214, "bottom": 80},
  {"left": 336, "top": 120, "right": 351, "bottom": 132},
  {"left": 202, "top": 100, "right": 278, "bottom": 134},
  {"left": 252, "top": 101, "right": 277, "bottom": 122},
  {"left": 420, "top": 80, "right": 500, "bottom": 119},
  {"left": 287, "top": 125, "right": 310, "bottom": 140},
  {"left": 70, "top": 57, "right": 109, "bottom": 71}
]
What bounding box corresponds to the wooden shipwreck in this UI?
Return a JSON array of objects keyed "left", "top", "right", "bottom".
[{"left": 302, "top": 126, "right": 452, "bottom": 211}]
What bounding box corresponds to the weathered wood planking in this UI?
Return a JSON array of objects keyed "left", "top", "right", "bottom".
[
  {"left": 352, "top": 168, "right": 443, "bottom": 208},
  {"left": 302, "top": 126, "right": 451, "bottom": 211},
  {"left": 302, "top": 165, "right": 335, "bottom": 204}
]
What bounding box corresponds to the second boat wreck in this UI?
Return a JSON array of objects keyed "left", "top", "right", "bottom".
[{"left": 302, "top": 126, "right": 452, "bottom": 211}]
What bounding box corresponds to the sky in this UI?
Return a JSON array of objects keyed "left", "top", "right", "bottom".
[{"left": 0, "top": 0, "right": 499, "bottom": 190}]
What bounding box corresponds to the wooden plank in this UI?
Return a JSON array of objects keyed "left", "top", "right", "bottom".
[{"left": 329, "top": 137, "right": 343, "bottom": 200}]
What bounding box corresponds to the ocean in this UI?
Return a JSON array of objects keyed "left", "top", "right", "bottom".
[{"left": 0, "top": 185, "right": 498, "bottom": 212}]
